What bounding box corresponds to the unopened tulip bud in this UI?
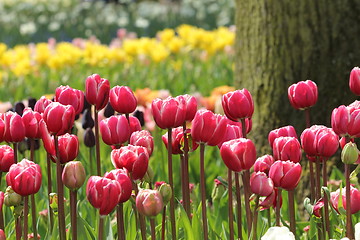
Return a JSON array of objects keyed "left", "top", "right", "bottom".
[
  {"left": 4, "top": 186, "right": 22, "bottom": 207},
  {"left": 85, "top": 74, "right": 110, "bottom": 111},
  {"left": 349, "top": 67, "right": 360, "bottom": 95},
  {"left": 62, "top": 161, "right": 86, "bottom": 191},
  {"left": 110, "top": 86, "right": 137, "bottom": 114},
  {"left": 342, "top": 142, "right": 359, "bottom": 164},
  {"left": 81, "top": 109, "right": 94, "bottom": 129},
  {"left": 84, "top": 128, "right": 96, "bottom": 148},
  {"left": 136, "top": 189, "right": 164, "bottom": 217},
  {"left": 211, "top": 179, "right": 226, "bottom": 201},
  {"left": 158, "top": 183, "right": 172, "bottom": 205}
]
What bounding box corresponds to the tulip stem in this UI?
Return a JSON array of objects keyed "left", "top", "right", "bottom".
[
  {"left": 251, "top": 195, "right": 260, "bottom": 240},
  {"left": 275, "top": 188, "right": 282, "bottom": 226},
  {"left": 98, "top": 216, "right": 104, "bottom": 240},
  {"left": 288, "top": 190, "right": 296, "bottom": 235},
  {"left": 345, "top": 164, "right": 353, "bottom": 238},
  {"left": 322, "top": 159, "right": 331, "bottom": 238},
  {"left": 182, "top": 122, "right": 191, "bottom": 220},
  {"left": 167, "top": 128, "right": 176, "bottom": 240},
  {"left": 267, "top": 209, "right": 271, "bottom": 227},
  {"left": 23, "top": 196, "right": 29, "bottom": 240},
  {"left": 132, "top": 179, "right": 147, "bottom": 240},
  {"left": 0, "top": 208, "right": 3, "bottom": 230},
  {"left": 94, "top": 108, "right": 101, "bottom": 176},
  {"left": 30, "top": 139, "right": 37, "bottom": 238},
  {"left": 309, "top": 161, "right": 316, "bottom": 203},
  {"left": 15, "top": 216, "right": 22, "bottom": 240},
  {"left": 54, "top": 136, "right": 66, "bottom": 240},
  {"left": 227, "top": 169, "right": 234, "bottom": 240},
  {"left": 241, "top": 170, "right": 252, "bottom": 234},
  {"left": 46, "top": 154, "right": 54, "bottom": 230},
  {"left": 13, "top": 142, "right": 18, "bottom": 163},
  {"left": 70, "top": 190, "right": 77, "bottom": 240},
  {"left": 116, "top": 204, "right": 125, "bottom": 240},
  {"left": 150, "top": 218, "right": 156, "bottom": 240},
  {"left": 161, "top": 206, "right": 166, "bottom": 240},
  {"left": 315, "top": 159, "right": 321, "bottom": 200},
  {"left": 234, "top": 172, "right": 243, "bottom": 240},
  {"left": 199, "top": 143, "right": 208, "bottom": 240}
]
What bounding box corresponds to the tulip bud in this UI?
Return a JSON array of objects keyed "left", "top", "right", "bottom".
[
  {"left": 4, "top": 186, "right": 22, "bottom": 207},
  {"left": 254, "top": 155, "right": 274, "bottom": 174},
  {"left": 349, "top": 67, "right": 360, "bottom": 95},
  {"left": 136, "top": 189, "right": 164, "bottom": 217},
  {"left": 81, "top": 108, "right": 94, "bottom": 129},
  {"left": 14, "top": 101, "right": 25, "bottom": 116},
  {"left": 62, "top": 161, "right": 86, "bottom": 191},
  {"left": 28, "top": 98, "right": 37, "bottom": 110},
  {"left": 100, "top": 115, "right": 130, "bottom": 146},
  {"left": 2, "top": 111, "right": 25, "bottom": 142},
  {"left": 43, "top": 102, "right": 75, "bottom": 136},
  {"left": 288, "top": 80, "right": 318, "bottom": 110},
  {"left": 211, "top": 179, "right": 226, "bottom": 201},
  {"left": 222, "top": 88, "right": 254, "bottom": 121},
  {"left": 250, "top": 172, "right": 274, "bottom": 196},
  {"left": 268, "top": 125, "right": 297, "bottom": 149},
  {"left": 269, "top": 160, "right": 302, "bottom": 191},
  {"left": 85, "top": 74, "right": 110, "bottom": 111},
  {"left": 22, "top": 108, "right": 42, "bottom": 139},
  {"left": 151, "top": 97, "right": 186, "bottom": 129},
  {"left": 34, "top": 96, "right": 52, "bottom": 114},
  {"left": 104, "top": 103, "right": 115, "bottom": 118},
  {"left": 110, "top": 86, "right": 137, "bottom": 114},
  {"left": 55, "top": 85, "right": 84, "bottom": 115},
  {"left": 104, "top": 169, "right": 132, "bottom": 203},
  {"left": 0, "top": 145, "right": 14, "bottom": 172},
  {"left": 133, "top": 110, "right": 144, "bottom": 126},
  {"left": 130, "top": 130, "right": 154, "bottom": 156},
  {"left": 84, "top": 128, "right": 95, "bottom": 148},
  {"left": 158, "top": 183, "right": 172, "bottom": 205},
  {"left": 341, "top": 142, "right": 359, "bottom": 164}
]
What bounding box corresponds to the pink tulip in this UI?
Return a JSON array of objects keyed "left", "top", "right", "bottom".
[
  {"left": 151, "top": 96, "right": 186, "bottom": 129},
  {"left": 217, "top": 122, "right": 242, "bottom": 148},
  {"left": 110, "top": 86, "right": 137, "bottom": 114},
  {"left": 222, "top": 88, "right": 254, "bottom": 121},
  {"left": 6, "top": 159, "right": 42, "bottom": 196},
  {"left": 269, "top": 160, "right": 302, "bottom": 191},
  {"left": 349, "top": 67, "right": 360, "bottom": 95},
  {"left": 34, "top": 96, "right": 52, "bottom": 114},
  {"left": 57, "top": 134, "right": 79, "bottom": 164},
  {"left": 130, "top": 130, "right": 154, "bottom": 156},
  {"left": 128, "top": 116, "right": 142, "bottom": 136},
  {"left": 39, "top": 120, "right": 55, "bottom": 157},
  {"left": 272, "top": 137, "right": 301, "bottom": 163},
  {"left": 136, "top": 189, "right": 164, "bottom": 217},
  {"left": 55, "top": 85, "right": 84, "bottom": 115},
  {"left": 268, "top": 125, "right": 297, "bottom": 149},
  {"left": 250, "top": 172, "right": 274, "bottom": 196},
  {"left": 2, "top": 112, "right": 25, "bottom": 143},
  {"left": 22, "top": 108, "right": 42, "bottom": 139},
  {"left": 162, "top": 127, "right": 198, "bottom": 154},
  {"left": 330, "top": 186, "right": 360, "bottom": 214},
  {"left": 104, "top": 168, "right": 132, "bottom": 203},
  {"left": 313, "top": 199, "right": 324, "bottom": 218},
  {"left": 0, "top": 145, "right": 14, "bottom": 172},
  {"left": 62, "top": 161, "right": 86, "bottom": 191},
  {"left": 288, "top": 80, "right": 318, "bottom": 110},
  {"left": 220, "top": 138, "right": 256, "bottom": 172},
  {"left": 85, "top": 74, "right": 110, "bottom": 111},
  {"left": 191, "top": 110, "right": 227, "bottom": 146},
  {"left": 100, "top": 115, "right": 130, "bottom": 146},
  {"left": 43, "top": 102, "right": 75, "bottom": 136},
  {"left": 254, "top": 155, "right": 274, "bottom": 174},
  {"left": 180, "top": 94, "right": 198, "bottom": 122},
  {"left": 331, "top": 104, "right": 360, "bottom": 138}
]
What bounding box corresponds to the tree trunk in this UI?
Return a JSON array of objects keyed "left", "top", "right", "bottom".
[{"left": 235, "top": 0, "right": 360, "bottom": 153}]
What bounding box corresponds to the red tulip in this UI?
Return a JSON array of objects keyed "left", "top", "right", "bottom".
[
  {"left": 191, "top": 110, "right": 227, "bottom": 146},
  {"left": 55, "top": 85, "right": 84, "bottom": 115},
  {"left": 6, "top": 159, "right": 42, "bottom": 196},
  {"left": 43, "top": 102, "right": 75, "bottom": 136},
  {"left": 0, "top": 118, "right": 4, "bottom": 143},
  {"left": 85, "top": 74, "right": 110, "bottom": 111},
  {"left": 0, "top": 145, "right": 14, "bottom": 172},
  {"left": 104, "top": 168, "right": 132, "bottom": 203},
  {"left": 2, "top": 112, "right": 25, "bottom": 143},
  {"left": 250, "top": 172, "right": 274, "bottom": 196},
  {"left": 220, "top": 138, "right": 256, "bottom": 172},
  {"left": 300, "top": 125, "right": 339, "bottom": 159},
  {"left": 136, "top": 189, "right": 164, "bottom": 217},
  {"left": 151, "top": 96, "right": 186, "bottom": 129},
  {"left": 268, "top": 125, "right": 297, "bottom": 149},
  {"left": 217, "top": 122, "right": 242, "bottom": 148},
  {"left": 0, "top": 191, "right": 3, "bottom": 211},
  {"left": 57, "top": 134, "right": 79, "bottom": 164},
  {"left": 330, "top": 186, "right": 360, "bottom": 214},
  {"left": 39, "top": 120, "right": 55, "bottom": 157},
  {"left": 34, "top": 96, "right": 52, "bottom": 114},
  {"left": 288, "top": 80, "right": 318, "bottom": 110},
  {"left": 268, "top": 160, "right": 302, "bottom": 191},
  {"left": 86, "top": 176, "right": 121, "bottom": 215},
  {"left": 254, "top": 154, "right": 274, "bottom": 174},
  {"left": 130, "top": 130, "right": 154, "bottom": 156},
  {"left": 22, "top": 108, "right": 42, "bottom": 139},
  {"left": 100, "top": 115, "right": 130, "bottom": 146},
  {"left": 62, "top": 161, "right": 86, "bottom": 191},
  {"left": 0, "top": 229, "right": 5, "bottom": 240},
  {"left": 180, "top": 94, "right": 198, "bottom": 122},
  {"left": 313, "top": 199, "right": 324, "bottom": 218},
  {"left": 110, "top": 86, "right": 137, "bottom": 114},
  {"left": 111, "top": 145, "right": 149, "bottom": 180},
  {"left": 331, "top": 104, "right": 360, "bottom": 138},
  {"left": 349, "top": 67, "right": 360, "bottom": 95},
  {"left": 162, "top": 127, "right": 198, "bottom": 154},
  {"left": 260, "top": 189, "right": 282, "bottom": 210},
  {"left": 272, "top": 137, "right": 301, "bottom": 163},
  {"left": 222, "top": 88, "right": 254, "bottom": 121},
  {"left": 128, "top": 116, "right": 142, "bottom": 135}
]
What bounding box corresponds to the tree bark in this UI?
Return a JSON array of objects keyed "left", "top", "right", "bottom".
[{"left": 235, "top": 0, "right": 360, "bottom": 153}]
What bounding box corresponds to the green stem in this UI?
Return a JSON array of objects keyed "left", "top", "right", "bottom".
[
  {"left": 234, "top": 172, "right": 243, "bottom": 240},
  {"left": 132, "top": 179, "right": 147, "bottom": 240},
  {"left": 199, "top": 143, "right": 208, "bottom": 240},
  {"left": 288, "top": 190, "right": 296, "bottom": 235},
  {"left": 94, "top": 108, "right": 101, "bottom": 176},
  {"left": 322, "top": 159, "right": 331, "bottom": 238},
  {"left": 228, "top": 169, "right": 234, "bottom": 240},
  {"left": 251, "top": 196, "right": 260, "bottom": 240},
  {"left": 167, "top": 128, "right": 176, "bottom": 240}
]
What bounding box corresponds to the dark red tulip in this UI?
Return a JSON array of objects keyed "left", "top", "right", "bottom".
[
  {"left": 22, "top": 107, "right": 42, "bottom": 139},
  {"left": 268, "top": 125, "right": 297, "bottom": 149},
  {"left": 260, "top": 188, "right": 282, "bottom": 210},
  {"left": 130, "top": 130, "right": 154, "bottom": 156},
  {"left": 349, "top": 67, "right": 360, "bottom": 95},
  {"left": 254, "top": 154, "right": 274, "bottom": 174},
  {"left": 34, "top": 96, "right": 52, "bottom": 114},
  {"left": 55, "top": 85, "right": 84, "bottom": 115},
  {"left": 0, "top": 145, "right": 14, "bottom": 172},
  {"left": 288, "top": 80, "right": 318, "bottom": 110},
  {"left": 250, "top": 172, "right": 274, "bottom": 196},
  {"left": 151, "top": 96, "right": 186, "bottom": 129},
  {"left": 43, "top": 102, "right": 75, "bottom": 136},
  {"left": 109, "top": 86, "right": 137, "bottom": 114},
  {"left": 313, "top": 199, "right": 324, "bottom": 218},
  {"left": 100, "top": 115, "right": 130, "bottom": 146},
  {"left": 220, "top": 138, "right": 256, "bottom": 172},
  {"left": 85, "top": 74, "right": 110, "bottom": 111},
  {"left": 222, "top": 88, "right": 254, "bottom": 121},
  {"left": 272, "top": 137, "right": 301, "bottom": 163},
  {"left": 86, "top": 176, "right": 121, "bottom": 215},
  {"left": 104, "top": 168, "right": 132, "bottom": 203},
  {"left": 6, "top": 159, "right": 42, "bottom": 196},
  {"left": 268, "top": 160, "right": 302, "bottom": 191},
  {"left": 2, "top": 111, "right": 25, "bottom": 143}
]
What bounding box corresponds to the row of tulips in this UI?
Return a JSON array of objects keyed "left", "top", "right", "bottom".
[{"left": 0, "top": 67, "right": 359, "bottom": 239}]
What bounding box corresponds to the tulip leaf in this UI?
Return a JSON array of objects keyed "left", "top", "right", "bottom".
[
  {"left": 304, "top": 197, "right": 313, "bottom": 215},
  {"left": 178, "top": 204, "right": 195, "bottom": 240}
]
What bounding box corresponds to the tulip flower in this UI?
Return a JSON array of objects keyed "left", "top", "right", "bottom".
[
  {"left": 100, "top": 115, "right": 130, "bottom": 146},
  {"left": 288, "top": 80, "right": 318, "bottom": 110},
  {"left": 136, "top": 189, "right": 164, "bottom": 217},
  {"left": 180, "top": 94, "right": 198, "bottom": 122},
  {"left": 341, "top": 142, "right": 359, "bottom": 164},
  {"left": 151, "top": 96, "right": 186, "bottom": 129},
  {"left": 104, "top": 169, "right": 132, "bottom": 203},
  {"left": 331, "top": 104, "right": 360, "bottom": 138},
  {"left": 260, "top": 189, "right": 282, "bottom": 210},
  {"left": 6, "top": 159, "right": 42, "bottom": 196},
  {"left": 128, "top": 116, "right": 142, "bottom": 135},
  {"left": 86, "top": 176, "right": 121, "bottom": 215},
  {"left": 43, "top": 102, "right": 75, "bottom": 136},
  {"left": 268, "top": 160, "right": 302, "bottom": 191},
  {"left": 220, "top": 138, "right": 256, "bottom": 172},
  {"left": 250, "top": 172, "right": 274, "bottom": 196},
  {"left": 268, "top": 125, "right": 297, "bottom": 148},
  {"left": 0, "top": 118, "right": 4, "bottom": 143},
  {"left": 313, "top": 199, "right": 324, "bottom": 218},
  {"left": 0, "top": 229, "right": 5, "bottom": 240},
  {"left": 39, "top": 120, "right": 56, "bottom": 157},
  {"left": 57, "top": 134, "right": 79, "bottom": 164},
  {"left": 85, "top": 74, "right": 110, "bottom": 111},
  {"left": 330, "top": 186, "right": 360, "bottom": 214},
  {"left": 272, "top": 137, "right": 301, "bottom": 163},
  {"left": 222, "top": 88, "right": 254, "bottom": 121},
  {"left": 55, "top": 85, "right": 84, "bottom": 115},
  {"left": 84, "top": 128, "right": 96, "bottom": 148},
  {"left": 217, "top": 122, "right": 242, "bottom": 148},
  {"left": 62, "top": 161, "right": 86, "bottom": 191},
  {"left": 162, "top": 127, "right": 198, "bottom": 155},
  {"left": 261, "top": 227, "right": 295, "bottom": 240},
  {"left": 191, "top": 110, "right": 228, "bottom": 146},
  {"left": 254, "top": 155, "right": 274, "bottom": 174},
  {"left": 0, "top": 145, "right": 14, "bottom": 172},
  {"left": 300, "top": 125, "right": 339, "bottom": 158},
  {"left": 130, "top": 130, "right": 154, "bottom": 156},
  {"left": 110, "top": 86, "right": 137, "bottom": 114},
  {"left": 22, "top": 108, "right": 42, "bottom": 139},
  {"left": 349, "top": 67, "right": 360, "bottom": 95},
  {"left": 34, "top": 96, "right": 52, "bottom": 114},
  {"left": 2, "top": 112, "right": 25, "bottom": 143},
  {"left": 111, "top": 145, "right": 149, "bottom": 180}
]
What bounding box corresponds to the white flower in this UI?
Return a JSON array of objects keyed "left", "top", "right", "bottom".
[
  {"left": 355, "top": 222, "right": 360, "bottom": 240},
  {"left": 261, "top": 227, "right": 295, "bottom": 240}
]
